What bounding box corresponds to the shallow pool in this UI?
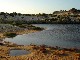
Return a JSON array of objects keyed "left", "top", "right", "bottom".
[{"left": 9, "top": 50, "right": 30, "bottom": 56}]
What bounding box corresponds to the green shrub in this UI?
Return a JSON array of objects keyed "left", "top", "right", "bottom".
[
  {"left": 18, "top": 25, "right": 26, "bottom": 28},
  {"left": 32, "top": 27, "right": 44, "bottom": 30},
  {"left": 4, "top": 33, "right": 17, "bottom": 38}
]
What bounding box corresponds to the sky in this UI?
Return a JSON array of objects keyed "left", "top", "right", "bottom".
[{"left": 0, "top": 0, "right": 80, "bottom": 14}]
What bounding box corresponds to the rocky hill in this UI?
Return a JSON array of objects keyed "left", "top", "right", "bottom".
[{"left": 0, "top": 8, "right": 80, "bottom": 24}]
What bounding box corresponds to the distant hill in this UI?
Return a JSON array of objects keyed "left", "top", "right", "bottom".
[
  {"left": 53, "top": 8, "right": 80, "bottom": 15},
  {"left": 0, "top": 8, "right": 80, "bottom": 24}
]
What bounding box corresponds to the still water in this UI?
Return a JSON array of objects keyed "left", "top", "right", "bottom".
[
  {"left": 9, "top": 50, "right": 30, "bottom": 56},
  {"left": 4, "top": 24, "right": 80, "bottom": 48}
]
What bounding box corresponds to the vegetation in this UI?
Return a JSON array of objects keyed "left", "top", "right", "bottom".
[
  {"left": 27, "top": 25, "right": 44, "bottom": 30},
  {"left": 4, "top": 33, "right": 17, "bottom": 38},
  {"left": 32, "top": 27, "right": 44, "bottom": 30},
  {"left": 18, "top": 25, "right": 26, "bottom": 28},
  {"left": 0, "top": 8, "right": 80, "bottom": 24}
]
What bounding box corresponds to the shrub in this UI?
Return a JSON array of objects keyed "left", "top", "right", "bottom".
[
  {"left": 4, "top": 33, "right": 17, "bottom": 38},
  {"left": 32, "top": 27, "right": 44, "bottom": 30},
  {"left": 18, "top": 25, "right": 26, "bottom": 28}
]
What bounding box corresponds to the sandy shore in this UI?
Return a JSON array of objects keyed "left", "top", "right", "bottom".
[
  {"left": 16, "top": 29, "right": 39, "bottom": 35},
  {"left": 0, "top": 29, "right": 39, "bottom": 39}
]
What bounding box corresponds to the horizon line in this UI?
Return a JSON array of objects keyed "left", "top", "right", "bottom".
[{"left": 0, "top": 8, "right": 79, "bottom": 14}]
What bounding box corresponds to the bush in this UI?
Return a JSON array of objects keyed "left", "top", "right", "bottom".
[
  {"left": 32, "top": 27, "right": 44, "bottom": 30},
  {"left": 4, "top": 33, "right": 17, "bottom": 38},
  {"left": 18, "top": 25, "right": 26, "bottom": 28}
]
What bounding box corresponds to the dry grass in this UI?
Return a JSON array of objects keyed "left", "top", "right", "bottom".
[{"left": 0, "top": 44, "right": 80, "bottom": 60}]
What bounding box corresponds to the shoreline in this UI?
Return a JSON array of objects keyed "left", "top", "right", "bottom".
[
  {"left": 0, "top": 27, "right": 80, "bottom": 60},
  {"left": 0, "top": 29, "right": 40, "bottom": 39}
]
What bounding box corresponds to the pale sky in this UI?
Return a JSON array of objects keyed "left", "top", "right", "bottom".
[{"left": 0, "top": 0, "right": 80, "bottom": 14}]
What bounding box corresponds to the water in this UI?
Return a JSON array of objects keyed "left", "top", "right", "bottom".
[
  {"left": 4, "top": 24, "right": 80, "bottom": 49},
  {"left": 9, "top": 50, "right": 30, "bottom": 56}
]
